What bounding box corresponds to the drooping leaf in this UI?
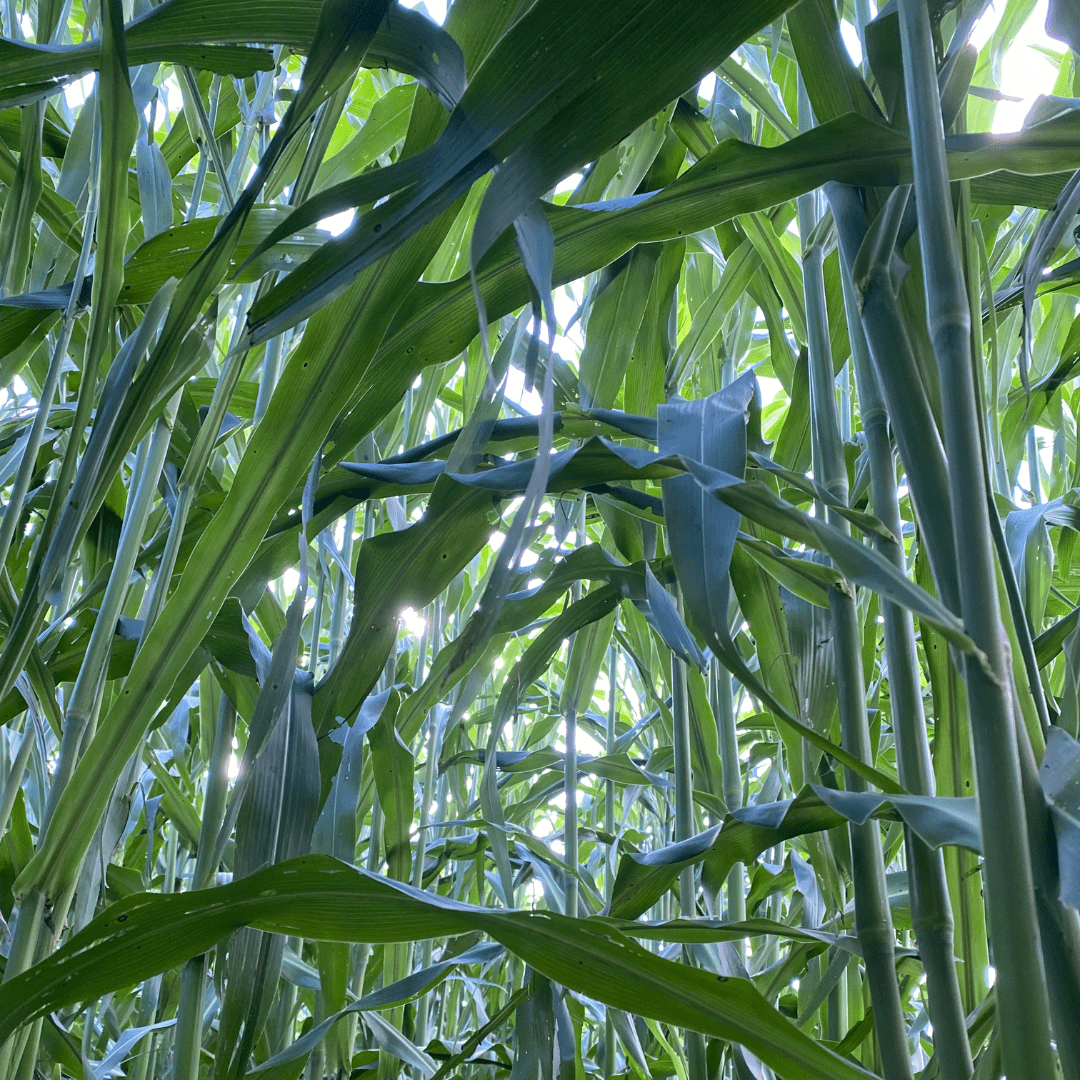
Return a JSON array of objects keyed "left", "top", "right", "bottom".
[{"left": 0, "top": 856, "right": 878, "bottom": 1080}]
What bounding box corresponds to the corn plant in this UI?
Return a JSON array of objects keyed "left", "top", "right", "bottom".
[{"left": 3, "top": 0, "right": 1080, "bottom": 1078}]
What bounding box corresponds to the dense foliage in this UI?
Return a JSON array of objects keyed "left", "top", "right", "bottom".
[{"left": 2, "top": 0, "right": 1080, "bottom": 1078}]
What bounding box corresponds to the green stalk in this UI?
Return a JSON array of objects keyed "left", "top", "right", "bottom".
[
  {"left": 172, "top": 956, "right": 208, "bottom": 1080},
  {"left": 894, "top": 2, "right": 1055, "bottom": 1075},
  {"left": 969, "top": 190, "right": 1080, "bottom": 1069},
  {"left": 605, "top": 647, "right": 618, "bottom": 840},
  {"left": 42, "top": 390, "right": 182, "bottom": 833},
  {"left": 711, "top": 661, "right": 745, "bottom": 927},
  {"left": 826, "top": 184, "right": 960, "bottom": 615},
  {"left": 1026, "top": 429, "right": 1042, "bottom": 503},
  {"left": 314, "top": 513, "right": 353, "bottom": 983},
  {"left": 352, "top": 795, "right": 384, "bottom": 1001},
  {"left": 0, "top": 160, "right": 97, "bottom": 576},
  {"left": 670, "top": 619, "right": 695, "bottom": 903},
  {"left": 715, "top": 359, "right": 746, "bottom": 933},
  {"left": 331, "top": 510, "right": 358, "bottom": 665},
  {"left": 140, "top": 339, "right": 246, "bottom": 640},
  {"left": 604, "top": 643, "right": 617, "bottom": 1080},
  {"left": 183, "top": 75, "right": 220, "bottom": 221},
  {"left": 413, "top": 600, "right": 444, "bottom": 1054},
  {"left": 563, "top": 500, "right": 587, "bottom": 921},
  {"left": 0, "top": 888, "right": 45, "bottom": 1076},
  {"left": 958, "top": 181, "right": 1051, "bottom": 749},
  {"left": 128, "top": 825, "right": 178, "bottom": 1080},
  {"left": 563, "top": 693, "right": 579, "bottom": 920},
  {"left": 843, "top": 268, "right": 971, "bottom": 1080},
  {"left": 165, "top": 689, "right": 235, "bottom": 1080},
  {"left": 0, "top": 723, "right": 33, "bottom": 843},
  {"left": 254, "top": 85, "right": 347, "bottom": 423},
  {"left": 1013, "top": 713, "right": 1080, "bottom": 1080},
  {"left": 194, "top": 692, "right": 238, "bottom": 890},
  {"left": 798, "top": 164, "right": 912, "bottom": 1078},
  {"left": 669, "top": 614, "right": 707, "bottom": 1079},
  {"left": 176, "top": 66, "right": 236, "bottom": 209},
  {"left": 0, "top": 102, "right": 44, "bottom": 297},
  {"left": 223, "top": 60, "right": 282, "bottom": 202}
]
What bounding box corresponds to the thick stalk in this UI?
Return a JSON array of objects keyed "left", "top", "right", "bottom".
[
  {"left": 412, "top": 601, "right": 443, "bottom": 1054},
  {"left": 844, "top": 271, "right": 971, "bottom": 1080},
  {"left": 825, "top": 183, "right": 961, "bottom": 615},
  {"left": 604, "top": 644, "right": 617, "bottom": 1080},
  {"left": 172, "top": 956, "right": 208, "bottom": 1080},
  {"left": 194, "top": 693, "right": 237, "bottom": 890},
  {"left": 1014, "top": 715, "right": 1080, "bottom": 1080},
  {"left": 0, "top": 102, "right": 44, "bottom": 297},
  {"left": 799, "top": 178, "right": 913, "bottom": 1079},
  {"left": 0, "top": 173, "right": 97, "bottom": 575},
  {"left": 713, "top": 347, "right": 746, "bottom": 927},
  {"left": 564, "top": 700, "right": 579, "bottom": 921},
  {"left": 670, "top": 602, "right": 707, "bottom": 1080},
  {"left": 352, "top": 797, "right": 384, "bottom": 1002},
  {"left": 712, "top": 660, "right": 746, "bottom": 928},
  {"left": 0, "top": 888, "right": 45, "bottom": 1075},
  {"left": 253, "top": 84, "right": 346, "bottom": 423},
  {"left": 222, "top": 60, "right": 280, "bottom": 202},
  {"left": 895, "top": 2, "right": 1055, "bottom": 1075},
  {"left": 1026, "top": 429, "right": 1042, "bottom": 503},
  {"left": 42, "top": 391, "right": 182, "bottom": 834},
  {"left": 183, "top": 78, "right": 216, "bottom": 222},
  {"left": 139, "top": 337, "right": 246, "bottom": 637},
  {"left": 177, "top": 66, "right": 236, "bottom": 208},
  {"left": 0, "top": 723, "right": 34, "bottom": 841},
  {"left": 605, "top": 647, "right": 618, "bottom": 841},
  {"left": 174, "top": 691, "right": 235, "bottom": 1079},
  {"left": 959, "top": 183, "right": 1050, "bottom": 746},
  {"left": 563, "top": 499, "right": 587, "bottom": 921},
  {"left": 670, "top": 629, "right": 695, "bottom": 903}
]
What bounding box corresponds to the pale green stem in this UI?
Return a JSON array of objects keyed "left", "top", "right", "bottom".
[
  {"left": 0, "top": 888, "right": 45, "bottom": 1075},
  {"left": 141, "top": 337, "right": 247, "bottom": 641},
  {"left": 1026, "top": 422, "right": 1042, "bottom": 502},
  {"left": 1013, "top": 711, "right": 1080, "bottom": 1080},
  {"left": 844, "top": 267, "right": 972, "bottom": 1080},
  {"left": 0, "top": 723, "right": 34, "bottom": 842},
  {"left": 177, "top": 65, "right": 236, "bottom": 209},
  {"left": 825, "top": 183, "right": 961, "bottom": 615},
  {"left": 604, "top": 644, "right": 617, "bottom": 1080},
  {"left": 252, "top": 65, "right": 351, "bottom": 419},
  {"left": 170, "top": 687, "right": 235, "bottom": 1077},
  {"left": 42, "top": 390, "right": 181, "bottom": 835},
  {"left": 798, "top": 123, "right": 913, "bottom": 1075},
  {"left": 254, "top": 332, "right": 287, "bottom": 425},
  {"left": 712, "top": 661, "right": 745, "bottom": 929},
  {"left": 172, "top": 956, "right": 208, "bottom": 1080},
  {"left": 413, "top": 601, "right": 444, "bottom": 1053},
  {"left": 224, "top": 56, "right": 282, "bottom": 201},
  {"left": 0, "top": 162, "right": 97, "bottom": 575},
  {"left": 669, "top": 598, "right": 707, "bottom": 1079},
  {"left": 895, "top": 2, "right": 1055, "bottom": 1075},
  {"left": 310, "top": 550, "right": 327, "bottom": 676},
  {"left": 564, "top": 699, "right": 579, "bottom": 921},
  {"left": 183, "top": 75, "right": 219, "bottom": 221},
  {"left": 563, "top": 499, "right": 587, "bottom": 921}
]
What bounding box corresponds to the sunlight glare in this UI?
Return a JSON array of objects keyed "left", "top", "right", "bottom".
[
  {"left": 840, "top": 20, "right": 863, "bottom": 66},
  {"left": 318, "top": 209, "right": 356, "bottom": 236},
  {"left": 400, "top": 606, "right": 429, "bottom": 637}
]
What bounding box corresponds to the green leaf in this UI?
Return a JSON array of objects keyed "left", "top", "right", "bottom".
[
  {"left": 609, "top": 786, "right": 979, "bottom": 921},
  {"left": 314, "top": 476, "right": 499, "bottom": 732},
  {"left": 0, "top": 856, "right": 878, "bottom": 1080},
  {"left": 368, "top": 694, "right": 413, "bottom": 881},
  {"left": 1039, "top": 727, "right": 1080, "bottom": 910}
]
